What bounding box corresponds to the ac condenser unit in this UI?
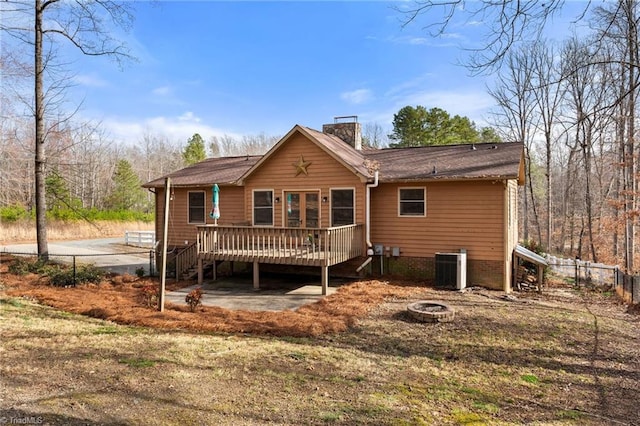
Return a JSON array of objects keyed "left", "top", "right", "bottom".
[{"left": 435, "top": 249, "right": 467, "bottom": 290}]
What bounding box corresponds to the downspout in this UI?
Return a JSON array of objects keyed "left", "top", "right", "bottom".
[
  {"left": 356, "top": 170, "right": 378, "bottom": 274},
  {"left": 365, "top": 170, "right": 379, "bottom": 252}
]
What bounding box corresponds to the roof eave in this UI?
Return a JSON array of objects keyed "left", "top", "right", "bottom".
[{"left": 379, "top": 175, "right": 520, "bottom": 183}]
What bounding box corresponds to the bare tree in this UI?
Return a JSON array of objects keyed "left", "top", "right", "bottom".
[
  {"left": 362, "top": 122, "right": 389, "bottom": 148},
  {"left": 209, "top": 133, "right": 279, "bottom": 157},
  {"left": 1, "top": 0, "right": 134, "bottom": 259},
  {"left": 529, "top": 40, "right": 565, "bottom": 252},
  {"left": 398, "top": 1, "right": 592, "bottom": 73},
  {"left": 588, "top": 1, "right": 640, "bottom": 271},
  {"left": 487, "top": 46, "right": 539, "bottom": 242}
]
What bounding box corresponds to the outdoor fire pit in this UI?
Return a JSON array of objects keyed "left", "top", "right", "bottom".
[{"left": 406, "top": 300, "right": 455, "bottom": 323}]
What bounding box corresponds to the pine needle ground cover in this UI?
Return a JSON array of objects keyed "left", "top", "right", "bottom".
[{"left": 1, "top": 254, "right": 638, "bottom": 425}]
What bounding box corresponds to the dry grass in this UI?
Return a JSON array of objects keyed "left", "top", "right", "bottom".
[
  {"left": 0, "top": 220, "right": 153, "bottom": 244},
  {"left": 1, "top": 255, "right": 639, "bottom": 425}
]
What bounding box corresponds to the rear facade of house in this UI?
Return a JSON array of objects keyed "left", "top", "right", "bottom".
[{"left": 144, "top": 119, "right": 524, "bottom": 291}]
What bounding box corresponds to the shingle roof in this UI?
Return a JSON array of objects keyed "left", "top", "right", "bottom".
[
  {"left": 142, "top": 127, "right": 524, "bottom": 189},
  {"left": 298, "top": 126, "right": 371, "bottom": 177},
  {"left": 363, "top": 142, "right": 524, "bottom": 182},
  {"left": 142, "top": 155, "right": 260, "bottom": 188}
]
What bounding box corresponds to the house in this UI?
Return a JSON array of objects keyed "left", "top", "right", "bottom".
[{"left": 143, "top": 117, "right": 525, "bottom": 294}]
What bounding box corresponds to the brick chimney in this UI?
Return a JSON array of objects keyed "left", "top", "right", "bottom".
[{"left": 322, "top": 116, "right": 362, "bottom": 150}]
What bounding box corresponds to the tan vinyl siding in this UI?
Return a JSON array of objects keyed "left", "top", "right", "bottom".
[
  {"left": 243, "top": 132, "right": 365, "bottom": 227},
  {"left": 504, "top": 178, "right": 519, "bottom": 290},
  {"left": 156, "top": 185, "right": 245, "bottom": 247},
  {"left": 370, "top": 180, "right": 506, "bottom": 261},
  {"left": 508, "top": 179, "right": 518, "bottom": 251}
]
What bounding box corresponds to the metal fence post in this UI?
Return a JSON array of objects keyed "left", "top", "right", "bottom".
[{"left": 73, "top": 255, "right": 77, "bottom": 286}]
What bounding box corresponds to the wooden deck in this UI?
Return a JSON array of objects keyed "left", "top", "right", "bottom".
[{"left": 195, "top": 224, "right": 364, "bottom": 294}]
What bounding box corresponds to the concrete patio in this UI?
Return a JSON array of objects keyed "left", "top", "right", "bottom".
[{"left": 165, "top": 275, "right": 338, "bottom": 311}]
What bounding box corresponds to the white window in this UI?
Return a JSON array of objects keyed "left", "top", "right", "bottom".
[
  {"left": 253, "top": 190, "right": 274, "bottom": 226},
  {"left": 399, "top": 187, "right": 426, "bottom": 217},
  {"left": 331, "top": 189, "right": 355, "bottom": 226},
  {"left": 188, "top": 191, "right": 206, "bottom": 224}
]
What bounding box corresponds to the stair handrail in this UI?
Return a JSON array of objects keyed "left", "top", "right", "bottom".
[{"left": 174, "top": 242, "right": 198, "bottom": 280}]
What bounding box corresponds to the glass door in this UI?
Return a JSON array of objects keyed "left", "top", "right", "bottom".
[
  {"left": 305, "top": 193, "right": 319, "bottom": 228},
  {"left": 285, "top": 191, "right": 319, "bottom": 228}
]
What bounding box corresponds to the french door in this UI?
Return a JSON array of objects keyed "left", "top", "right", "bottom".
[{"left": 285, "top": 191, "right": 319, "bottom": 228}]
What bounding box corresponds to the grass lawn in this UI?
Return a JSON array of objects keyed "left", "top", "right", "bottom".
[{"left": 1, "top": 255, "right": 639, "bottom": 425}]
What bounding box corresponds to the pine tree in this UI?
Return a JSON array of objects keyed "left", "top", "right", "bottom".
[
  {"left": 107, "top": 159, "right": 144, "bottom": 211},
  {"left": 182, "top": 133, "right": 207, "bottom": 165}
]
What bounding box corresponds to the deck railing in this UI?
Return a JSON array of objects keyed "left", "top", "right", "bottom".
[{"left": 196, "top": 224, "right": 363, "bottom": 266}]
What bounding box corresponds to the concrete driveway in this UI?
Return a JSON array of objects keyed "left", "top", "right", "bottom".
[
  {"left": 0, "top": 238, "right": 154, "bottom": 276},
  {"left": 166, "top": 276, "right": 338, "bottom": 311}
]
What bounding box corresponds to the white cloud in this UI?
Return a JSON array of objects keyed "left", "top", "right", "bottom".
[
  {"left": 361, "top": 87, "right": 495, "bottom": 130},
  {"left": 440, "top": 32, "right": 464, "bottom": 40},
  {"left": 178, "top": 111, "right": 201, "bottom": 123},
  {"left": 407, "top": 37, "right": 430, "bottom": 45},
  {"left": 340, "top": 88, "right": 373, "bottom": 105},
  {"left": 100, "top": 113, "right": 240, "bottom": 145},
  {"left": 152, "top": 86, "right": 172, "bottom": 96},
  {"left": 73, "top": 74, "right": 108, "bottom": 87},
  {"left": 400, "top": 90, "right": 495, "bottom": 124},
  {"left": 384, "top": 33, "right": 465, "bottom": 49},
  {"left": 384, "top": 73, "right": 435, "bottom": 98},
  {"left": 465, "top": 20, "right": 484, "bottom": 27}
]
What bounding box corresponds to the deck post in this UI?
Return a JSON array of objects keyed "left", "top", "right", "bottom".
[
  {"left": 197, "top": 257, "right": 203, "bottom": 285},
  {"left": 537, "top": 265, "right": 544, "bottom": 293},
  {"left": 321, "top": 265, "right": 329, "bottom": 295},
  {"left": 253, "top": 261, "right": 260, "bottom": 290}
]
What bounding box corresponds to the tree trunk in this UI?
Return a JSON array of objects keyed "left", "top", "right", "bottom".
[
  {"left": 546, "top": 129, "right": 552, "bottom": 252},
  {"left": 523, "top": 148, "right": 529, "bottom": 241},
  {"left": 582, "top": 127, "right": 598, "bottom": 262},
  {"left": 524, "top": 146, "right": 543, "bottom": 244},
  {"left": 34, "top": 0, "right": 48, "bottom": 260}
]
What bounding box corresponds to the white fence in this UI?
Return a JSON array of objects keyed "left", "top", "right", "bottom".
[
  {"left": 125, "top": 230, "right": 156, "bottom": 247},
  {"left": 546, "top": 255, "right": 619, "bottom": 286}
]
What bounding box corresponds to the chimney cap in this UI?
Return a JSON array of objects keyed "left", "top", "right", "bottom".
[{"left": 333, "top": 115, "right": 358, "bottom": 123}]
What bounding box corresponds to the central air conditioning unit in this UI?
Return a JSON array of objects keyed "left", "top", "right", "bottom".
[{"left": 435, "top": 249, "right": 467, "bottom": 290}]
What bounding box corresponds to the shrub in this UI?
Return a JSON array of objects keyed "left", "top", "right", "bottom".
[
  {"left": 75, "top": 264, "right": 105, "bottom": 284},
  {"left": 6, "top": 256, "right": 104, "bottom": 286},
  {"left": 140, "top": 284, "right": 159, "bottom": 308},
  {"left": 84, "top": 208, "right": 154, "bottom": 222},
  {"left": 185, "top": 287, "right": 203, "bottom": 312},
  {"left": 0, "top": 205, "right": 29, "bottom": 222},
  {"left": 522, "top": 239, "right": 545, "bottom": 256},
  {"left": 48, "top": 263, "right": 105, "bottom": 287},
  {"left": 135, "top": 267, "right": 145, "bottom": 278},
  {"left": 49, "top": 268, "right": 76, "bottom": 287},
  {"left": 8, "top": 257, "right": 49, "bottom": 275}
]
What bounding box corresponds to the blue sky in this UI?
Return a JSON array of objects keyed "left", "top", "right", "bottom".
[{"left": 61, "top": 1, "right": 582, "bottom": 145}]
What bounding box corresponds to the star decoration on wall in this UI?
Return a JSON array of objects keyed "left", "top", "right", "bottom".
[{"left": 293, "top": 155, "right": 311, "bottom": 176}]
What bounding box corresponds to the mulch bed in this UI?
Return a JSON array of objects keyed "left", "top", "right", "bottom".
[{"left": 1, "top": 254, "right": 421, "bottom": 337}]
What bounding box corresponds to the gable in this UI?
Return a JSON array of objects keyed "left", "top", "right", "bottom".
[
  {"left": 238, "top": 125, "right": 370, "bottom": 184},
  {"left": 243, "top": 131, "right": 361, "bottom": 186}
]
